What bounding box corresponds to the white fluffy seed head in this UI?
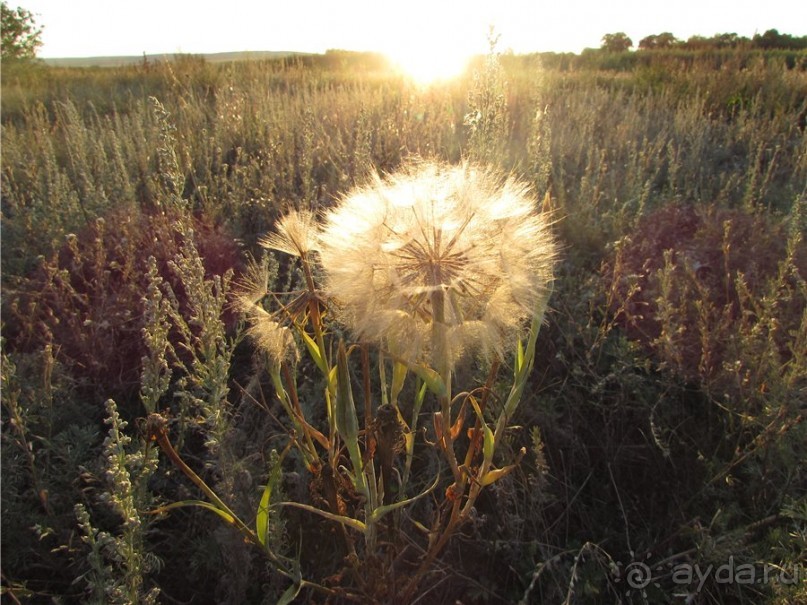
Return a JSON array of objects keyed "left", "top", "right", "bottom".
[
  {"left": 243, "top": 309, "right": 298, "bottom": 368},
  {"left": 234, "top": 257, "right": 298, "bottom": 368},
  {"left": 318, "top": 161, "right": 557, "bottom": 368},
  {"left": 259, "top": 208, "right": 320, "bottom": 258}
]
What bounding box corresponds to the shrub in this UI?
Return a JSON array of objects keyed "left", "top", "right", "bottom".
[
  {"left": 606, "top": 203, "right": 806, "bottom": 402},
  {"left": 2, "top": 206, "right": 241, "bottom": 403}
]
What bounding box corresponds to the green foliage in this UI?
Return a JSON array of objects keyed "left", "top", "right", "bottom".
[
  {"left": 752, "top": 29, "right": 807, "bottom": 51},
  {"left": 74, "top": 400, "right": 161, "bottom": 605},
  {"left": 601, "top": 32, "right": 633, "bottom": 53},
  {"left": 622, "top": 28, "right": 807, "bottom": 52},
  {"left": 161, "top": 217, "right": 236, "bottom": 449},
  {"left": 1, "top": 1, "right": 41, "bottom": 61},
  {"left": 1, "top": 345, "right": 105, "bottom": 602},
  {"left": 639, "top": 32, "right": 679, "bottom": 50}
]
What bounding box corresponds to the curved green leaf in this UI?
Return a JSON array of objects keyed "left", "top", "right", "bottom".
[
  {"left": 369, "top": 473, "right": 440, "bottom": 524},
  {"left": 149, "top": 500, "right": 236, "bottom": 525},
  {"left": 388, "top": 354, "right": 446, "bottom": 397},
  {"left": 277, "top": 501, "right": 367, "bottom": 533},
  {"left": 276, "top": 581, "right": 302, "bottom": 605}
]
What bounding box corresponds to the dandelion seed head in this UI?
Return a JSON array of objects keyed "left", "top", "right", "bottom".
[
  {"left": 246, "top": 313, "right": 298, "bottom": 368},
  {"left": 259, "top": 208, "right": 320, "bottom": 257},
  {"left": 233, "top": 256, "right": 273, "bottom": 309},
  {"left": 318, "top": 161, "right": 556, "bottom": 368},
  {"left": 233, "top": 257, "right": 298, "bottom": 367}
]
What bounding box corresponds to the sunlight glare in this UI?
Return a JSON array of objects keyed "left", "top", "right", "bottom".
[{"left": 386, "top": 45, "right": 473, "bottom": 85}]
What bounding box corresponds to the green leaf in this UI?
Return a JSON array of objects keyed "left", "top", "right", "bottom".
[
  {"left": 149, "top": 500, "right": 236, "bottom": 525},
  {"left": 368, "top": 473, "right": 440, "bottom": 524},
  {"left": 482, "top": 422, "right": 495, "bottom": 466},
  {"left": 479, "top": 464, "right": 518, "bottom": 486},
  {"left": 335, "top": 341, "right": 368, "bottom": 496},
  {"left": 515, "top": 339, "right": 525, "bottom": 375},
  {"left": 390, "top": 360, "right": 408, "bottom": 406},
  {"left": 389, "top": 354, "right": 447, "bottom": 397},
  {"left": 256, "top": 453, "right": 282, "bottom": 548},
  {"left": 403, "top": 431, "right": 415, "bottom": 455},
  {"left": 496, "top": 305, "right": 550, "bottom": 445},
  {"left": 335, "top": 341, "right": 359, "bottom": 444},
  {"left": 276, "top": 582, "right": 302, "bottom": 605},
  {"left": 411, "top": 363, "right": 447, "bottom": 397},
  {"left": 412, "top": 382, "right": 427, "bottom": 421},
  {"left": 256, "top": 489, "right": 270, "bottom": 548},
  {"left": 299, "top": 329, "right": 327, "bottom": 375},
  {"left": 277, "top": 501, "right": 367, "bottom": 533}
]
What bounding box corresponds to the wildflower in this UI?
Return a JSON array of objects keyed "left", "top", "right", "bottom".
[{"left": 318, "top": 161, "right": 556, "bottom": 369}]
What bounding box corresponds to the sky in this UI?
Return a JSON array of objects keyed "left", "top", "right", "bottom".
[{"left": 20, "top": 0, "right": 807, "bottom": 61}]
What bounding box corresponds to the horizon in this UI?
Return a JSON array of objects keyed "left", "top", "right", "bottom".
[{"left": 22, "top": 0, "right": 807, "bottom": 61}]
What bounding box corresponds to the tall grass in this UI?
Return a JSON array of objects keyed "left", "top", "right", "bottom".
[{"left": 2, "top": 50, "right": 805, "bottom": 603}]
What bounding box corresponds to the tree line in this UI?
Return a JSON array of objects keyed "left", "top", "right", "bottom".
[{"left": 601, "top": 29, "right": 807, "bottom": 53}]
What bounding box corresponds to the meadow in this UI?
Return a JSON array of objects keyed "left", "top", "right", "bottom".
[{"left": 1, "top": 47, "right": 806, "bottom": 604}]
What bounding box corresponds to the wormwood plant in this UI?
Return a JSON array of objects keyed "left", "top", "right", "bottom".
[
  {"left": 74, "top": 400, "right": 160, "bottom": 605},
  {"left": 147, "top": 160, "right": 557, "bottom": 601},
  {"left": 63, "top": 212, "right": 238, "bottom": 603}
]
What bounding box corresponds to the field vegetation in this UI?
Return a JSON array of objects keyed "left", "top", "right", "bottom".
[{"left": 2, "top": 39, "right": 806, "bottom": 604}]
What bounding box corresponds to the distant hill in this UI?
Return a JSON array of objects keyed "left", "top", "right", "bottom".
[{"left": 43, "top": 50, "right": 311, "bottom": 68}]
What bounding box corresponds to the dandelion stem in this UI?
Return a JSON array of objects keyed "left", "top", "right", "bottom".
[{"left": 430, "top": 285, "right": 462, "bottom": 485}]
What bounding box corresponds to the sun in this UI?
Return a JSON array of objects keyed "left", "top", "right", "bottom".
[{"left": 385, "top": 45, "right": 473, "bottom": 85}]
